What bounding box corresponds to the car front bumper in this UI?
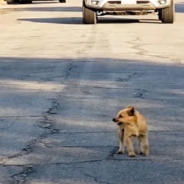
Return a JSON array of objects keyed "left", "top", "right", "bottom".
[{"left": 84, "top": 0, "right": 171, "bottom": 11}]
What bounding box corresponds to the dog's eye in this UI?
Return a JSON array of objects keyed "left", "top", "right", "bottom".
[{"left": 119, "top": 115, "right": 123, "bottom": 118}]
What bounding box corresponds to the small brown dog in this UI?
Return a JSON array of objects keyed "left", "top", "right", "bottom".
[{"left": 112, "top": 106, "right": 149, "bottom": 157}]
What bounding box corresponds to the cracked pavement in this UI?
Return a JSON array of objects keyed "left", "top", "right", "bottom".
[{"left": 1, "top": 0, "right": 184, "bottom": 183}]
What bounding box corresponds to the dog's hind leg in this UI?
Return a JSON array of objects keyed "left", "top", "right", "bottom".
[{"left": 139, "top": 135, "right": 149, "bottom": 156}]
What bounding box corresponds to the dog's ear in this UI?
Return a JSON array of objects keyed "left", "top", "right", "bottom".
[{"left": 127, "top": 106, "right": 135, "bottom": 116}]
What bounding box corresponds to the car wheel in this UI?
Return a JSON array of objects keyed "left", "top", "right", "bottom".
[
  {"left": 20, "top": 0, "right": 32, "bottom": 3},
  {"left": 158, "top": 10, "right": 162, "bottom": 20},
  {"left": 160, "top": 0, "right": 175, "bottom": 23},
  {"left": 6, "top": 0, "right": 19, "bottom": 4},
  {"left": 82, "top": 0, "right": 97, "bottom": 24},
  {"left": 59, "top": 0, "right": 66, "bottom": 3}
]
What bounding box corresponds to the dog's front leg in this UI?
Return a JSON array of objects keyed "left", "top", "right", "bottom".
[
  {"left": 117, "top": 129, "right": 124, "bottom": 154},
  {"left": 124, "top": 129, "right": 136, "bottom": 157},
  {"left": 125, "top": 136, "right": 136, "bottom": 157}
]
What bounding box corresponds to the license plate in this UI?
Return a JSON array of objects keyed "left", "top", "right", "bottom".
[{"left": 121, "top": 0, "right": 136, "bottom": 4}]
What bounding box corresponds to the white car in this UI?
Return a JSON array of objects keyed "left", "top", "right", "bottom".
[{"left": 82, "top": 0, "right": 175, "bottom": 24}]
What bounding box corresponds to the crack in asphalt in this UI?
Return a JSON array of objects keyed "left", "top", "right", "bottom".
[
  {"left": 115, "top": 70, "right": 147, "bottom": 99},
  {"left": 0, "top": 98, "right": 60, "bottom": 182},
  {"left": 46, "top": 99, "right": 60, "bottom": 115},
  {"left": 84, "top": 173, "right": 111, "bottom": 184},
  {"left": 116, "top": 72, "right": 143, "bottom": 83},
  {"left": 133, "top": 89, "right": 148, "bottom": 99},
  {"left": 128, "top": 37, "right": 183, "bottom": 64},
  {"left": 11, "top": 166, "right": 34, "bottom": 184},
  {"left": 64, "top": 62, "right": 77, "bottom": 80},
  {"left": 106, "top": 147, "right": 117, "bottom": 160},
  {"left": 128, "top": 37, "right": 145, "bottom": 56}
]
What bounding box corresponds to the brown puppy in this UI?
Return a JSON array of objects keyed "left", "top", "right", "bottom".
[{"left": 112, "top": 106, "right": 149, "bottom": 157}]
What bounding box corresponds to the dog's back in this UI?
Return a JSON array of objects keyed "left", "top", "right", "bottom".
[{"left": 135, "top": 110, "right": 148, "bottom": 136}]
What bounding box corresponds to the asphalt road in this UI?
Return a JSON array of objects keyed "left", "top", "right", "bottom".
[{"left": 0, "top": 0, "right": 184, "bottom": 183}]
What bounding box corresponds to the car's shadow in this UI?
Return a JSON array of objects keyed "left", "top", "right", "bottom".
[
  {"left": 18, "top": 17, "right": 162, "bottom": 25},
  {"left": 98, "top": 17, "right": 161, "bottom": 24},
  {"left": 4, "top": 6, "right": 82, "bottom": 12}
]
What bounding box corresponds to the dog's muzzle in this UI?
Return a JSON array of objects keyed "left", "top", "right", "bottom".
[
  {"left": 112, "top": 118, "right": 122, "bottom": 125},
  {"left": 112, "top": 118, "right": 117, "bottom": 122},
  {"left": 117, "top": 122, "right": 123, "bottom": 125}
]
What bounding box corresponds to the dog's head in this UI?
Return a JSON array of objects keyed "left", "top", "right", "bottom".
[{"left": 112, "top": 106, "right": 136, "bottom": 126}]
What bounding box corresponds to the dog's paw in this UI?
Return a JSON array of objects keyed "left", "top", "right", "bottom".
[
  {"left": 144, "top": 152, "right": 149, "bottom": 156},
  {"left": 139, "top": 151, "right": 149, "bottom": 156},
  {"left": 116, "top": 150, "right": 123, "bottom": 154},
  {"left": 129, "top": 153, "right": 136, "bottom": 157}
]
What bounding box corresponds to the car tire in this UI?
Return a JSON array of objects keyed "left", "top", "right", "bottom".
[
  {"left": 82, "top": 0, "right": 97, "bottom": 24},
  {"left": 19, "top": 0, "right": 32, "bottom": 3},
  {"left": 6, "top": 0, "right": 19, "bottom": 4},
  {"left": 160, "top": 0, "right": 175, "bottom": 23},
  {"left": 59, "top": 0, "right": 66, "bottom": 3},
  {"left": 158, "top": 10, "right": 162, "bottom": 20}
]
